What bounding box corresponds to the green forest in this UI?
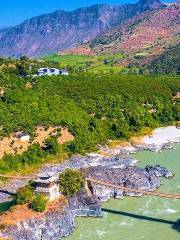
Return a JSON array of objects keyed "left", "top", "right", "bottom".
[
  {"left": 148, "top": 44, "right": 180, "bottom": 75},
  {"left": 0, "top": 59, "right": 180, "bottom": 174}
]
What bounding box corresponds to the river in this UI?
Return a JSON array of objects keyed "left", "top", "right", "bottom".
[{"left": 68, "top": 144, "right": 180, "bottom": 240}]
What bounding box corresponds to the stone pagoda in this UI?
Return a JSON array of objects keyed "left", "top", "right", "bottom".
[{"left": 34, "top": 172, "right": 60, "bottom": 201}]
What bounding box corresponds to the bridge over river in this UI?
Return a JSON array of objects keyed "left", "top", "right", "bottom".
[
  {"left": 86, "top": 178, "right": 180, "bottom": 200},
  {"left": 0, "top": 174, "right": 180, "bottom": 201}
]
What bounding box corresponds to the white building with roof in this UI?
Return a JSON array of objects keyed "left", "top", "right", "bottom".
[
  {"left": 18, "top": 132, "right": 30, "bottom": 142},
  {"left": 37, "top": 68, "right": 69, "bottom": 77},
  {"left": 59, "top": 70, "right": 69, "bottom": 75}
]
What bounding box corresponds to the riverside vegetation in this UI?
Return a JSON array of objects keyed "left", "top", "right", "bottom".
[
  {"left": 15, "top": 185, "right": 48, "bottom": 212},
  {"left": 7, "top": 169, "right": 84, "bottom": 213},
  {"left": 0, "top": 59, "right": 179, "bottom": 175}
]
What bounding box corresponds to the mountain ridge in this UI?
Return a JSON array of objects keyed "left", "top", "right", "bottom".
[
  {"left": 0, "top": 0, "right": 166, "bottom": 57},
  {"left": 80, "top": 3, "right": 180, "bottom": 68}
]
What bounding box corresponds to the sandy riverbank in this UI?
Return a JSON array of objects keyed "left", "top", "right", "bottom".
[
  {"left": 141, "top": 126, "right": 180, "bottom": 146},
  {"left": 100, "top": 126, "right": 180, "bottom": 155}
]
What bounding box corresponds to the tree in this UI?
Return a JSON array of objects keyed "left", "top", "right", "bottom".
[
  {"left": 31, "top": 194, "right": 48, "bottom": 212},
  {"left": 67, "top": 141, "right": 78, "bottom": 154},
  {"left": 16, "top": 64, "right": 29, "bottom": 76},
  {"left": 59, "top": 169, "right": 84, "bottom": 196},
  {"left": 88, "top": 118, "right": 97, "bottom": 131},
  {"left": 15, "top": 186, "right": 34, "bottom": 205},
  {"left": 44, "top": 137, "right": 59, "bottom": 155},
  {"left": 20, "top": 56, "right": 29, "bottom": 61}
]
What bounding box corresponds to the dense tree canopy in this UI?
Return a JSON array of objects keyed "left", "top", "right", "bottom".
[
  {"left": 59, "top": 169, "right": 84, "bottom": 196},
  {"left": 0, "top": 66, "right": 179, "bottom": 173}
]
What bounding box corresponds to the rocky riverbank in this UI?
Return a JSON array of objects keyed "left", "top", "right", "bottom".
[
  {"left": 0, "top": 155, "right": 137, "bottom": 203},
  {"left": 0, "top": 126, "right": 179, "bottom": 203},
  {"left": 101, "top": 126, "right": 180, "bottom": 155},
  {"left": 0, "top": 126, "right": 178, "bottom": 240},
  {"left": 0, "top": 164, "right": 174, "bottom": 240},
  {"left": 86, "top": 165, "right": 174, "bottom": 202},
  {"left": 0, "top": 192, "right": 102, "bottom": 240}
]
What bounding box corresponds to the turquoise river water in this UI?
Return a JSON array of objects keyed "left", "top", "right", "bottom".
[{"left": 68, "top": 144, "right": 180, "bottom": 240}]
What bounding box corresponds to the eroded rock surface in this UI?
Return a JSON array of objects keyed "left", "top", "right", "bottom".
[
  {"left": 0, "top": 191, "right": 101, "bottom": 240},
  {"left": 0, "top": 164, "right": 173, "bottom": 240},
  {"left": 86, "top": 165, "right": 173, "bottom": 202},
  {"left": 145, "top": 165, "right": 174, "bottom": 178},
  {"left": 0, "top": 152, "right": 174, "bottom": 240}
]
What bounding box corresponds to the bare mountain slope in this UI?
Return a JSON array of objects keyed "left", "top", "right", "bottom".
[
  {"left": 0, "top": 0, "right": 165, "bottom": 57},
  {"left": 86, "top": 4, "right": 180, "bottom": 60}
]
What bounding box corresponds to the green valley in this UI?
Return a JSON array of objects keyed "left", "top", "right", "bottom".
[{"left": 43, "top": 53, "right": 126, "bottom": 74}]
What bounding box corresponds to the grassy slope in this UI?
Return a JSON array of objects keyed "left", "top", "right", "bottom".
[{"left": 43, "top": 54, "right": 125, "bottom": 73}]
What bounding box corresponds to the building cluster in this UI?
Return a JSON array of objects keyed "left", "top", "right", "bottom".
[{"left": 37, "top": 68, "right": 69, "bottom": 77}]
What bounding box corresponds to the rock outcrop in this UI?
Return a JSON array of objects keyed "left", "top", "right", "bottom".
[
  {"left": 145, "top": 165, "right": 174, "bottom": 178},
  {"left": 86, "top": 165, "right": 173, "bottom": 202},
  {"left": 0, "top": 155, "right": 136, "bottom": 203},
  {"left": 0, "top": 191, "right": 102, "bottom": 240},
  {"left": 0, "top": 163, "right": 174, "bottom": 240}
]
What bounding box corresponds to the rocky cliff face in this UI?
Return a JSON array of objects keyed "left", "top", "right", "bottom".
[{"left": 0, "top": 0, "right": 165, "bottom": 57}]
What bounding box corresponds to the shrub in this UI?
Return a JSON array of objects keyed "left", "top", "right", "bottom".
[
  {"left": 67, "top": 141, "right": 78, "bottom": 154},
  {"left": 31, "top": 194, "right": 48, "bottom": 212},
  {"left": 44, "top": 137, "right": 59, "bottom": 155},
  {"left": 59, "top": 169, "right": 84, "bottom": 197},
  {"left": 15, "top": 186, "right": 34, "bottom": 205}
]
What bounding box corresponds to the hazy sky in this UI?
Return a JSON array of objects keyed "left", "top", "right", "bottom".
[{"left": 0, "top": 0, "right": 174, "bottom": 27}]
